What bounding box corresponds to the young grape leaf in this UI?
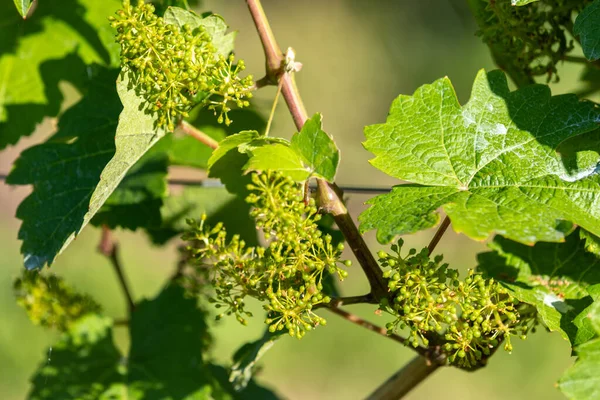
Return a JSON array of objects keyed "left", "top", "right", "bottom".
[
  {"left": 244, "top": 143, "right": 310, "bottom": 181},
  {"left": 574, "top": 0, "right": 600, "bottom": 61},
  {"left": 13, "top": 0, "right": 33, "bottom": 18},
  {"left": 0, "top": 0, "right": 121, "bottom": 149},
  {"left": 163, "top": 7, "right": 235, "bottom": 57},
  {"left": 477, "top": 231, "right": 600, "bottom": 345},
  {"left": 28, "top": 315, "right": 123, "bottom": 399},
  {"left": 8, "top": 69, "right": 168, "bottom": 269},
  {"left": 558, "top": 302, "right": 600, "bottom": 400},
  {"left": 289, "top": 113, "right": 340, "bottom": 182},
  {"left": 359, "top": 69, "right": 600, "bottom": 245}
]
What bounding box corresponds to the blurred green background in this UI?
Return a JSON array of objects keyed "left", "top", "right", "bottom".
[{"left": 1, "top": 0, "right": 595, "bottom": 399}]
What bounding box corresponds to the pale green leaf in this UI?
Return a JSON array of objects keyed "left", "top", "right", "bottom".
[
  {"left": 13, "top": 0, "right": 33, "bottom": 18},
  {"left": 360, "top": 69, "right": 600, "bottom": 245},
  {"left": 558, "top": 302, "right": 600, "bottom": 400},
  {"left": 290, "top": 113, "right": 340, "bottom": 181},
  {"left": 244, "top": 143, "right": 310, "bottom": 182},
  {"left": 574, "top": 0, "right": 600, "bottom": 61},
  {"left": 163, "top": 7, "right": 235, "bottom": 56},
  {"left": 477, "top": 230, "right": 600, "bottom": 345}
]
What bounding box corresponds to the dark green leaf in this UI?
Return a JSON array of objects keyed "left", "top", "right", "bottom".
[
  {"left": 360, "top": 69, "right": 600, "bottom": 245},
  {"left": 290, "top": 113, "right": 340, "bottom": 181},
  {"left": 8, "top": 68, "right": 122, "bottom": 269},
  {"left": 28, "top": 315, "right": 123, "bottom": 399},
  {"left": 477, "top": 230, "right": 600, "bottom": 345},
  {"left": 574, "top": 0, "right": 600, "bottom": 61},
  {"left": 9, "top": 68, "right": 167, "bottom": 269}
]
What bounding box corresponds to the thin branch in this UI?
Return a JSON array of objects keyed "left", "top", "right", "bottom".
[
  {"left": 245, "top": 0, "right": 283, "bottom": 78},
  {"left": 562, "top": 55, "right": 590, "bottom": 64},
  {"left": 178, "top": 120, "right": 218, "bottom": 149},
  {"left": 251, "top": 75, "right": 273, "bottom": 90},
  {"left": 427, "top": 216, "right": 451, "bottom": 255},
  {"left": 326, "top": 305, "right": 430, "bottom": 356},
  {"left": 98, "top": 226, "right": 135, "bottom": 315},
  {"left": 365, "top": 355, "right": 440, "bottom": 400},
  {"left": 332, "top": 293, "right": 376, "bottom": 306}
]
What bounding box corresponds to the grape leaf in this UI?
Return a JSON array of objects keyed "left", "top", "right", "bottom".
[
  {"left": 558, "top": 302, "right": 600, "bottom": 400},
  {"left": 13, "top": 0, "right": 33, "bottom": 18},
  {"left": 289, "top": 113, "right": 340, "bottom": 182},
  {"left": 28, "top": 315, "right": 123, "bottom": 400},
  {"left": 477, "top": 231, "right": 600, "bottom": 345},
  {"left": 0, "top": 0, "right": 120, "bottom": 149},
  {"left": 8, "top": 69, "right": 168, "bottom": 269},
  {"left": 244, "top": 143, "right": 310, "bottom": 181},
  {"left": 359, "top": 69, "right": 600, "bottom": 245},
  {"left": 28, "top": 285, "right": 279, "bottom": 399},
  {"left": 574, "top": 0, "right": 600, "bottom": 61},
  {"left": 163, "top": 7, "right": 235, "bottom": 57}
]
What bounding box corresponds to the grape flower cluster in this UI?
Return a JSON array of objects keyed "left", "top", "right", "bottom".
[
  {"left": 110, "top": 0, "right": 253, "bottom": 130},
  {"left": 378, "top": 240, "right": 536, "bottom": 368},
  {"left": 183, "top": 171, "right": 351, "bottom": 338},
  {"left": 14, "top": 271, "right": 102, "bottom": 332},
  {"left": 474, "top": 0, "right": 592, "bottom": 82}
]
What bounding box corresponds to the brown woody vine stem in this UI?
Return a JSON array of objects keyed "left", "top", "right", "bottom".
[
  {"left": 427, "top": 216, "right": 451, "bottom": 255},
  {"left": 98, "top": 225, "right": 136, "bottom": 315},
  {"left": 366, "top": 356, "right": 441, "bottom": 400},
  {"left": 245, "top": 0, "right": 388, "bottom": 300}
]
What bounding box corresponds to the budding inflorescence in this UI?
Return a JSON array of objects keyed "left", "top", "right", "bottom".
[
  {"left": 14, "top": 271, "right": 102, "bottom": 332},
  {"left": 475, "top": 0, "right": 591, "bottom": 82},
  {"left": 378, "top": 240, "right": 536, "bottom": 369},
  {"left": 109, "top": 0, "right": 253, "bottom": 131},
  {"left": 183, "top": 171, "right": 351, "bottom": 338}
]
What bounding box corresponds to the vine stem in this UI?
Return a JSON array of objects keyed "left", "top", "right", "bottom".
[
  {"left": 427, "top": 216, "right": 450, "bottom": 255},
  {"left": 98, "top": 226, "right": 135, "bottom": 315},
  {"left": 365, "top": 356, "right": 440, "bottom": 400},
  {"left": 179, "top": 120, "right": 218, "bottom": 149},
  {"left": 245, "top": 0, "right": 388, "bottom": 299}
]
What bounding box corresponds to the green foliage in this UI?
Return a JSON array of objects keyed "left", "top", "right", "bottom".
[
  {"left": 184, "top": 171, "right": 350, "bottom": 338},
  {"left": 359, "top": 69, "right": 600, "bottom": 245},
  {"left": 27, "top": 283, "right": 279, "bottom": 399},
  {"left": 14, "top": 271, "right": 102, "bottom": 332},
  {"left": 558, "top": 301, "right": 600, "bottom": 400},
  {"left": 0, "top": 0, "right": 121, "bottom": 149},
  {"left": 379, "top": 240, "right": 534, "bottom": 369},
  {"left": 574, "top": 0, "right": 600, "bottom": 61},
  {"left": 110, "top": 1, "right": 252, "bottom": 130},
  {"left": 477, "top": 230, "right": 600, "bottom": 346}
]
